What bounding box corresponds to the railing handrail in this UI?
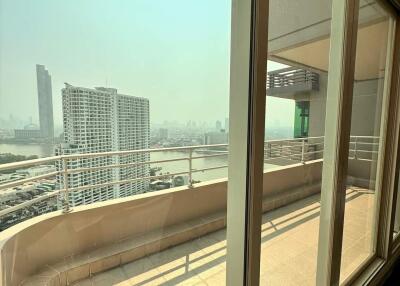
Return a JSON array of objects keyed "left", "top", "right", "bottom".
[
  {"left": 0, "top": 135, "right": 379, "bottom": 173},
  {"left": 0, "top": 137, "right": 325, "bottom": 171},
  {"left": 266, "top": 68, "right": 320, "bottom": 90},
  {"left": 0, "top": 156, "right": 61, "bottom": 172},
  {"left": 60, "top": 143, "right": 229, "bottom": 160},
  {"left": 267, "top": 67, "right": 313, "bottom": 75}
]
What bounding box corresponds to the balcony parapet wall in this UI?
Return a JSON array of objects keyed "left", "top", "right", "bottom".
[{"left": 1, "top": 160, "right": 322, "bottom": 286}]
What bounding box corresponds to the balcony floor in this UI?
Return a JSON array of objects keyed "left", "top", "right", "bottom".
[{"left": 72, "top": 187, "right": 374, "bottom": 286}]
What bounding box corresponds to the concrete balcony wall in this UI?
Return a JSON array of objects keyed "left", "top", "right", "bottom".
[
  {"left": 308, "top": 76, "right": 382, "bottom": 138},
  {"left": 348, "top": 159, "right": 377, "bottom": 189},
  {"left": 351, "top": 79, "right": 383, "bottom": 137},
  {"left": 0, "top": 161, "right": 323, "bottom": 286},
  {"left": 308, "top": 72, "right": 328, "bottom": 137}
]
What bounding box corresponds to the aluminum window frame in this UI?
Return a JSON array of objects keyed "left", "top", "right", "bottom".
[
  {"left": 226, "top": 0, "right": 268, "bottom": 285},
  {"left": 388, "top": 18, "right": 400, "bottom": 254},
  {"left": 227, "top": 0, "right": 399, "bottom": 285},
  {"left": 343, "top": 13, "right": 398, "bottom": 286},
  {"left": 315, "top": 0, "right": 399, "bottom": 285}
]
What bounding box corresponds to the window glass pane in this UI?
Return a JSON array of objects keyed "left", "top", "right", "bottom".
[
  {"left": 340, "top": 1, "right": 391, "bottom": 283},
  {"left": 0, "top": 1, "right": 237, "bottom": 285},
  {"left": 260, "top": 1, "right": 332, "bottom": 284}
]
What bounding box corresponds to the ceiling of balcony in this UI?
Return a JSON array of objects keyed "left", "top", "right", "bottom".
[{"left": 271, "top": 20, "right": 390, "bottom": 81}]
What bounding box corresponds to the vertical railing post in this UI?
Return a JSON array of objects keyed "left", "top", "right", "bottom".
[
  {"left": 188, "top": 148, "right": 193, "bottom": 188},
  {"left": 263, "top": 142, "right": 266, "bottom": 160},
  {"left": 301, "top": 138, "right": 306, "bottom": 163},
  {"left": 268, "top": 143, "right": 272, "bottom": 159},
  {"left": 354, "top": 136, "right": 358, "bottom": 159},
  {"left": 62, "top": 157, "right": 71, "bottom": 213}
]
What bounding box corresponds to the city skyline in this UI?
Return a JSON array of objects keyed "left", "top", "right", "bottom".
[{"left": 0, "top": 0, "right": 294, "bottom": 130}]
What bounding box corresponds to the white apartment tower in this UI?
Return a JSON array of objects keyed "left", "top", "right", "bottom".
[{"left": 56, "top": 85, "right": 150, "bottom": 207}]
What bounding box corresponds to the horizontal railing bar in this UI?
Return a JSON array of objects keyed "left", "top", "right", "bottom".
[
  {"left": 349, "top": 149, "right": 379, "bottom": 154},
  {"left": 266, "top": 144, "right": 325, "bottom": 152},
  {"left": 67, "top": 171, "right": 189, "bottom": 193},
  {"left": 263, "top": 136, "right": 324, "bottom": 144},
  {"left": 0, "top": 156, "right": 61, "bottom": 172},
  {"left": 267, "top": 78, "right": 318, "bottom": 84},
  {"left": 349, "top": 142, "right": 380, "bottom": 146},
  {"left": 349, "top": 135, "right": 380, "bottom": 139},
  {"left": 267, "top": 78, "right": 318, "bottom": 83},
  {"left": 267, "top": 67, "right": 310, "bottom": 74},
  {"left": 267, "top": 80, "right": 318, "bottom": 85},
  {"left": 191, "top": 165, "right": 228, "bottom": 173},
  {"left": 66, "top": 158, "right": 190, "bottom": 174},
  {"left": 0, "top": 139, "right": 330, "bottom": 171},
  {"left": 264, "top": 154, "right": 300, "bottom": 161},
  {"left": 266, "top": 149, "right": 308, "bottom": 156},
  {"left": 0, "top": 171, "right": 60, "bottom": 191},
  {"left": 304, "top": 150, "right": 324, "bottom": 155},
  {"left": 65, "top": 154, "right": 230, "bottom": 175},
  {"left": 267, "top": 72, "right": 317, "bottom": 77},
  {"left": 267, "top": 144, "right": 303, "bottom": 148},
  {"left": 191, "top": 153, "right": 228, "bottom": 160},
  {"left": 60, "top": 144, "right": 229, "bottom": 160},
  {"left": 310, "top": 142, "right": 325, "bottom": 146},
  {"left": 348, "top": 157, "right": 375, "bottom": 162}
]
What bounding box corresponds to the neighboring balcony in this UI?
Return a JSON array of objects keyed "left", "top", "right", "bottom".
[
  {"left": 267, "top": 67, "right": 320, "bottom": 99},
  {"left": 0, "top": 136, "right": 378, "bottom": 286}
]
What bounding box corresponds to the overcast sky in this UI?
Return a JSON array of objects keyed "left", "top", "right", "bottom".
[{"left": 0, "top": 0, "right": 293, "bottom": 129}]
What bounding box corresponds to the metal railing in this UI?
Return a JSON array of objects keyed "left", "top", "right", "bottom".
[
  {"left": 267, "top": 67, "right": 319, "bottom": 91},
  {"left": 0, "top": 135, "right": 379, "bottom": 230}
]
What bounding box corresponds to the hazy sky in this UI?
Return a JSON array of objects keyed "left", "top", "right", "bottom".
[{"left": 0, "top": 0, "right": 293, "bottom": 129}]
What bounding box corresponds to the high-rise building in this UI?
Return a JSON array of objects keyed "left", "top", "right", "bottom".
[
  {"left": 56, "top": 84, "right": 150, "bottom": 207},
  {"left": 215, "top": 120, "right": 222, "bottom": 131},
  {"left": 159, "top": 128, "right": 168, "bottom": 140},
  {"left": 36, "top": 65, "right": 54, "bottom": 139}
]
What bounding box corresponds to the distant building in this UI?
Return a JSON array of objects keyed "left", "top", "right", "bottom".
[
  {"left": 225, "top": 117, "right": 229, "bottom": 132},
  {"left": 0, "top": 129, "right": 13, "bottom": 139},
  {"left": 14, "top": 124, "right": 41, "bottom": 139},
  {"left": 15, "top": 165, "right": 56, "bottom": 177},
  {"left": 56, "top": 85, "right": 150, "bottom": 207},
  {"left": 159, "top": 128, "right": 168, "bottom": 140},
  {"left": 0, "top": 180, "right": 57, "bottom": 230},
  {"left": 204, "top": 130, "right": 228, "bottom": 145},
  {"left": 215, "top": 120, "right": 222, "bottom": 131},
  {"left": 36, "top": 64, "right": 54, "bottom": 139}
]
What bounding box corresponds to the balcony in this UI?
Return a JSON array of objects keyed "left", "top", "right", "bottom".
[
  {"left": 266, "top": 67, "right": 320, "bottom": 99},
  {"left": 68, "top": 188, "right": 372, "bottom": 286},
  {"left": 0, "top": 136, "right": 378, "bottom": 286}
]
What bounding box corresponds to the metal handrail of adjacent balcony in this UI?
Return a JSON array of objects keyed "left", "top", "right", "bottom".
[
  {"left": 266, "top": 67, "right": 319, "bottom": 89},
  {"left": 0, "top": 135, "right": 379, "bottom": 222}
]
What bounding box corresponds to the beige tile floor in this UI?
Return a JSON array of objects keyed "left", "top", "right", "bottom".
[{"left": 73, "top": 187, "right": 374, "bottom": 286}]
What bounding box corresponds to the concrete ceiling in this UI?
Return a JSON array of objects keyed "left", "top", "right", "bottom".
[{"left": 273, "top": 20, "right": 389, "bottom": 81}]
